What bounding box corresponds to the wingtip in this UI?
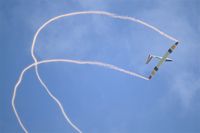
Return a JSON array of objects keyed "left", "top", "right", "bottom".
[
  {"left": 175, "top": 42, "right": 179, "bottom": 45},
  {"left": 148, "top": 75, "right": 152, "bottom": 80}
]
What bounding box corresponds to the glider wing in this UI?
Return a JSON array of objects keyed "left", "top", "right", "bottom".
[{"left": 148, "top": 42, "right": 179, "bottom": 79}]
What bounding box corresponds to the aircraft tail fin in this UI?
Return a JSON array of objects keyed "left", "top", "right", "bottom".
[{"left": 146, "top": 54, "right": 153, "bottom": 64}]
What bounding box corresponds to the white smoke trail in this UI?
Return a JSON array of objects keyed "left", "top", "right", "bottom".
[
  {"left": 31, "top": 10, "right": 179, "bottom": 63},
  {"left": 12, "top": 59, "right": 149, "bottom": 133},
  {"left": 12, "top": 10, "right": 179, "bottom": 133}
]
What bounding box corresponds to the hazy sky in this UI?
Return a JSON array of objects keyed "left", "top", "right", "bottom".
[{"left": 1, "top": 0, "right": 200, "bottom": 133}]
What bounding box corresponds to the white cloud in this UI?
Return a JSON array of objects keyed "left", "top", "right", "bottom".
[{"left": 171, "top": 72, "right": 200, "bottom": 108}]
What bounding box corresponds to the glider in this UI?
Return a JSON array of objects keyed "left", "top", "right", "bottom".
[{"left": 147, "top": 42, "right": 179, "bottom": 80}]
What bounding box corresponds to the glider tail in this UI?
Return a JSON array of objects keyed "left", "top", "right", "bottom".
[{"left": 146, "top": 54, "right": 153, "bottom": 64}]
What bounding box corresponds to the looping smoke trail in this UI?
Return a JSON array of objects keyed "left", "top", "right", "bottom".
[
  {"left": 31, "top": 10, "right": 179, "bottom": 62},
  {"left": 12, "top": 10, "right": 179, "bottom": 133},
  {"left": 12, "top": 59, "right": 149, "bottom": 133}
]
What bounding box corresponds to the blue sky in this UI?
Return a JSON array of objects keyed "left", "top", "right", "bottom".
[{"left": 1, "top": 0, "right": 200, "bottom": 133}]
